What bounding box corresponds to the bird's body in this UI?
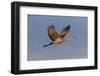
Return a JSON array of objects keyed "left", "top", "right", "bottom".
[
  {"left": 53, "top": 37, "right": 64, "bottom": 44},
  {"left": 43, "top": 24, "right": 76, "bottom": 47}
]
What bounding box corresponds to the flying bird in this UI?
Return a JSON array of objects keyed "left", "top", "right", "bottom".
[{"left": 43, "top": 25, "right": 76, "bottom": 47}]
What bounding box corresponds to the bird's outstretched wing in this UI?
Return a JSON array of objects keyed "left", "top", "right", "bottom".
[
  {"left": 48, "top": 25, "right": 59, "bottom": 41},
  {"left": 60, "top": 25, "right": 70, "bottom": 37}
]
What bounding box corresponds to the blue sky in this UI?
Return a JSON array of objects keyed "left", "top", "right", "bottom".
[{"left": 27, "top": 15, "right": 88, "bottom": 61}]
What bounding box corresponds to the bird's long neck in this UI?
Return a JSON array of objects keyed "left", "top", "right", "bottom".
[{"left": 43, "top": 42, "right": 53, "bottom": 47}]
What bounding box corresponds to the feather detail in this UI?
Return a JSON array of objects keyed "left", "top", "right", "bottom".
[
  {"left": 48, "top": 25, "right": 59, "bottom": 41},
  {"left": 60, "top": 25, "right": 70, "bottom": 38}
]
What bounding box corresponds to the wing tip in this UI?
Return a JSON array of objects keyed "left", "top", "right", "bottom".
[
  {"left": 67, "top": 25, "right": 71, "bottom": 29},
  {"left": 67, "top": 25, "right": 71, "bottom": 27}
]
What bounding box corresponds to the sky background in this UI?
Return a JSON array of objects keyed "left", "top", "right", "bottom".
[{"left": 27, "top": 15, "right": 88, "bottom": 61}]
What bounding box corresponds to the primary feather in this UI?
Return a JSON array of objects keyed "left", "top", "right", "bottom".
[
  {"left": 60, "top": 25, "right": 70, "bottom": 38},
  {"left": 48, "top": 25, "right": 59, "bottom": 41}
]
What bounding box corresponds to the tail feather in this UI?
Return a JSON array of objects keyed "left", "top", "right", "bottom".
[{"left": 43, "top": 42, "right": 53, "bottom": 47}]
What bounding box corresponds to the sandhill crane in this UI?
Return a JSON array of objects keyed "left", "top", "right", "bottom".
[{"left": 43, "top": 25, "right": 76, "bottom": 47}]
